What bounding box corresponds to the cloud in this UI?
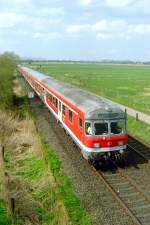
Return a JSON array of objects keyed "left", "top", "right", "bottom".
[
  {"left": 0, "top": 12, "right": 26, "bottom": 28},
  {"left": 92, "top": 19, "right": 127, "bottom": 32},
  {"left": 78, "top": 0, "right": 94, "bottom": 6},
  {"left": 66, "top": 24, "right": 90, "bottom": 33},
  {"left": 31, "top": 17, "right": 61, "bottom": 31},
  {"left": 0, "top": 11, "right": 62, "bottom": 31},
  {"left": 0, "top": 0, "right": 31, "bottom": 5},
  {"left": 39, "top": 7, "right": 65, "bottom": 16},
  {"left": 66, "top": 19, "right": 150, "bottom": 40},
  {"left": 105, "top": 0, "right": 136, "bottom": 7},
  {"left": 96, "top": 33, "right": 113, "bottom": 40},
  {"left": 0, "top": 0, "right": 32, "bottom": 10},
  {"left": 128, "top": 24, "right": 150, "bottom": 35},
  {"left": 33, "top": 32, "right": 61, "bottom": 40},
  {"left": 66, "top": 19, "right": 127, "bottom": 35}
]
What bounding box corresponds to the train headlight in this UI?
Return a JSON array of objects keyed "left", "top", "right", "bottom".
[
  {"left": 118, "top": 141, "right": 124, "bottom": 146},
  {"left": 93, "top": 143, "right": 100, "bottom": 148},
  {"left": 107, "top": 141, "right": 112, "bottom": 146}
]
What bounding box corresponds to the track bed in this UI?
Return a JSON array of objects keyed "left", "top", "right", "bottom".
[{"left": 30, "top": 96, "right": 150, "bottom": 225}]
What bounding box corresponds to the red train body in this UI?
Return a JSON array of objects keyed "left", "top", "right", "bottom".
[{"left": 18, "top": 65, "right": 128, "bottom": 161}]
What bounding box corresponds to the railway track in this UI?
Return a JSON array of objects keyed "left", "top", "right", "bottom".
[
  {"left": 31, "top": 97, "right": 150, "bottom": 225},
  {"left": 92, "top": 135, "right": 150, "bottom": 225},
  {"left": 66, "top": 129, "right": 150, "bottom": 224},
  {"left": 128, "top": 135, "right": 150, "bottom": 162},
  {"left": 92, "top": 160, "right": 150, "bottom": 225}
]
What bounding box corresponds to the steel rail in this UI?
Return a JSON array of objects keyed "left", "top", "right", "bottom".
[
  {"left": 128, "top": 134, "right": 150, "bottom": 149},
  {"left": 118, "top": 167, "right": 150, "bottom": 202},
  {"left": 128, "top": 134, "right": 150, "bottom": 163},
  {"left": 90, "top": 164, "right": 142, "bottom": 225},
  {"left": 128, "top": 144, "right": 149, "bottom": 162}
]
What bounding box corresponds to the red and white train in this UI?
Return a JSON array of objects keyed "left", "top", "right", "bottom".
[{"left": 18, "top": 65, "right": 128, "bottom": 162}]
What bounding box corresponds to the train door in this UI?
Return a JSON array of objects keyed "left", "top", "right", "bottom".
[{"left": 58, "top": 101, "right": 62, "bottom": 121}]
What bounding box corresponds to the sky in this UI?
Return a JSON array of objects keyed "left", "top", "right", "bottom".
[{"left": 0, "top": 0, "right": 150, "bottom": 61}]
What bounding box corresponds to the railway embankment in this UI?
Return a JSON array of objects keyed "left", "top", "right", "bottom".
[{"left": 0, "top": 109, "right": 76, "bottom": 224}]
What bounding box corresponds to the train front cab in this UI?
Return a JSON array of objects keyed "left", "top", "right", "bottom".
[{"left": 82, "top": 117, "right": 128, "bottom": 161}]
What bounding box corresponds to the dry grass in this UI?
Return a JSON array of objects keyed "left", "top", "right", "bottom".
[
  {"left": 7, "top": 118, "right": 42, "bottom": 159},
  {"left": 0, "top": 109, "right": 71, "bottom": 225},
  {"left": 13, "top": 79, "right": 25, "bottom": 97},
  {"left": 0, "top": 110, "right": 19, "bottom": 140}
]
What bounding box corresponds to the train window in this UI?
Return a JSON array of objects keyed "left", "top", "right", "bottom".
[
  {"left": 62, "top": 105, "right": 66, "bottom": 115},
  {"left": 69, "top": 110, "right": 73, "bottom": 122},
  {"left": 85, "top": 122, "right": 92, "bottom": 135},
  {"left": 50, "top": 94, "right": 52, "bottom": 101},
  {"left": 47, "top": 93, "right": 52, "bottom": 101},
  {"left": 53, "top": 97, "right": 55, "bottom": 105},
  {"left": 79, "top": 118, "right": 83, "bottom": 129},
  {"left": 94, "top": 122, "right": 108, "bottom": 135},
  {"left": 110, "top": 120, "right": 123, "bottom": 134},
  {"left": 53, "top": 97, "right": 58, "bottom": 108},
  {"left": 55, "top": 99, "right": 58, "bottom": 108}
]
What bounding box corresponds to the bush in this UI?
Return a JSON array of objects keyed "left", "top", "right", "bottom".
[{"left": 0, "top": 52, "right": 19, "bottom": 109}]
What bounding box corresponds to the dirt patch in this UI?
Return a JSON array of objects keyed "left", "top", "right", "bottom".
[{"left": 144, "top": 87, "right": 150, "bottom": 96}]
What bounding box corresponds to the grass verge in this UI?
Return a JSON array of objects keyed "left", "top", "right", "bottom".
[
  {"left": 127, "top": 115, "right": 150, "bottom": 145},
  {"left": 43, "top": 142, "right": 91, "bottom": 225}
]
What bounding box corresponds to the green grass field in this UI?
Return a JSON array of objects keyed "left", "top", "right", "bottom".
[{"left": 33, "top": 63, "right": 150, "bottom": 115}]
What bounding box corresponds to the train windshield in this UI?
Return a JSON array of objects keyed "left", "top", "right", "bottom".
[
  {"left": 110, "top": 120, "right": 124, "bottom": 135},
  {"left": 94, "top": 122, "right": 108, "bottom": 135},
  {"left": 85, "top": 120, "right": 125, "bottom": 136}
]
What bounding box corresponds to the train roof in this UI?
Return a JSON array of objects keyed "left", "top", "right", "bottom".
[{"left": 21, "top": 66, "right": 125, "bottom": 120}]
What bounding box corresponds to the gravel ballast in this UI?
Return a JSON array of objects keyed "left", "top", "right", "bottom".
[{"left": 31, "top": 97, "right": 134, "bottom": 225}]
